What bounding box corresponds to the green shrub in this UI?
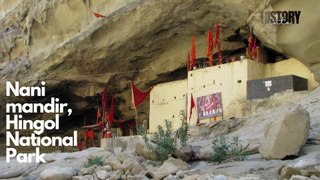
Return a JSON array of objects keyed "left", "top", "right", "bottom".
[
  {"left": 211, "top": 136, "right": 248, "bottom": 163},
  {"left": 151, "top": 120, "right": 177, "bottom": 161},
  {"left": 176, "top": 111, "right": 189, "bottom": 149},
  {"left": 86, "top": 156, "right": 103, "bottom": 167},
  {"left": 140, "top": 110, "right": 189, "bottom": 162}
]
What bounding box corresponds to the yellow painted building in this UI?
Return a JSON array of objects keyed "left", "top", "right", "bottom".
[
  {"left": 149, "top": 58, "right": 319, "bottom": 132},
  {"left": 149, "top": 80, "right": 188, "bottom": 133}
]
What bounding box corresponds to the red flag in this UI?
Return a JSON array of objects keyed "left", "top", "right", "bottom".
[
  {"left": 252, "top": 36, "right": 257, "bottom": 59},
  {"left": 189, "top": 94, "right": 195, "bottom": 121},
  {"left": 87, "top": 130, "right": 94, "bottom": 147},
  {"left": 93, "top": 12, "right": 106, "bottom": 18},
  {"left": 213, "top": 22, "right": 222, "bottom": 64},
  {"left": 101, "top": 86, "right": 107, "bottom": 113},
  {"left": 96, "top": 107, "right": 101, "bottom": 124},
  {"left": 207, "top": 29, "right": 213, "bottom": 65},
  {"left": 248, "top": 33, "right": 253, "bottom": 55},
  {"left": 215, "top": 22, "right": 220, "bottom": 38},
  {"left": 77, "top": 142, "right": 83, "bottom": 151},
  {"left": 108, "top": 96, "right": 114, "bottom": 130},
  {"left": 131, "top": 81, "right": 153, "bottom": 108},
  {"left": 191, "top": 35, "right": 196, "bottom": 69}
]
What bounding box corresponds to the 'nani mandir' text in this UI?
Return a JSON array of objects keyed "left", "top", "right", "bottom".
[{"left": 5, "top": 81, "right": 77, "bottom": 163}]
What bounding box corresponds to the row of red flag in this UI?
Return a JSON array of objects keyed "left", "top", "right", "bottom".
[
  {"left": 247, "top": 33, "right": 257, "bottom": 59},
  {"left": 188, "top": 22, "right": 223, "bottom": 71},
  {"left": 79, "top": 81, "right": 152, "bottom": 149},
  {"left": 98, "top": 81, "right": 152, "bottom": 130}
]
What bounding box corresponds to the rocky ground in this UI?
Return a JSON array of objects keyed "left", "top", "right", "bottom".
[{"left": 0, "top": 87, "right": 320, "bottom": 180}]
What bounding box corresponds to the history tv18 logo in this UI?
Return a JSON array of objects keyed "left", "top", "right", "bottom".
[{"left": 264, "top": 11, "right": 301, "bottom": 25}]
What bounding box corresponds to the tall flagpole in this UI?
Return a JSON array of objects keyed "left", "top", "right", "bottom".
[
  {"left": 131, "top": 81, "right": 138, "bottom": 133},
  {"left": 135, "top": 107, "right": 138, "bottom": 133}
]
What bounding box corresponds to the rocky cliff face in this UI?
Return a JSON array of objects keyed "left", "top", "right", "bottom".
[
  {"left": 247, "top": 0, "right": 320, "bottom": 81},
  {"left": 0, "top": 0, "right": 319, "bottom": 132}
]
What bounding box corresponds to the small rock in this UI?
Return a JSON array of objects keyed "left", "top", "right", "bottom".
[
  {"left": 114, "top": 147, "right": 122, "bottom": 154},
  {"left": 72, "top": 176, "right": 87, "bottom": 180},
  {"left": 95, "top": 170, "right": 109, "bottom": 179},
  {"left": 101, "top": 165, "right": 113, "bottom": 172},
  {"left": 183, "top": 174, "right": 202, "bottom": 180},
  {"left": 109, "top": 174, "right": 120, "bottom": 180},
  {"left": 134, "top": 175, "right": 149, "bottom": 180},
  {"left": 116, "top": 153, "right": 132, "bottom": 163},
  {"left": 92, "top": 173, "right": 98, "bottom": 180},
  {"left": 214, "top": 175, "right": 228, "bottom": 180},
  {"left": 132, "top": 165, "right": 144, "bottom": 175},
  {"left": 239, "top": 174, "right": 261, "bottom": 180},
  {"left": 301, "top": 145, "right": 320, "bottom": 155},
  {"left": 135, "top": 142, "right": 157, "bottom": 161},
  {"left": 39, "top": 166, "right": 77, "bottom": 180},
  {"left": 290, "top": 175, "right": 309, "bottom": 180},
  {"left": 311, "top": 175, "right": 320, "bottom": 180},
  {"left": 87, "top": 149, "right": 112, "bottom": 161},
  {"left": 121, "top": 175, "right": 127, "bottom": 180},
  {"left": 80, "top": 166, "right": 96, "bottom": 175},
  {"left": 164, "top": 174, "right": 178, "bottom": 180},
  {"left": 127, "top": 175, "right": 135, "bottom": 180},
  {"left": 84, "top": 175, "right": 95, "bottom": 180},
  {"left": 203, "top": 174, "right": 215, "bottom": 180},
  {"left": 146, "top": 165, "right": 157, "bottom": 178},
  {"left": 301, "top": 169, "right": 320, "bottom": 177},
  {"left": 115, "top": 170, "right": 124, "bottom": 177},
  {"left": 125, "top": 169, "right": 133, "bottom": 176},
  {"left": 109, "top": 159, "right": 122, "bottom": 171},
  {"left": 278, "top": 166, "right": 302, "bottom": 180},
  {"left": 176, "top": 171, "right": 184, "bottom": 178},
  {"left": 121, "top": 158, "right": 139, "bottom": 172}
]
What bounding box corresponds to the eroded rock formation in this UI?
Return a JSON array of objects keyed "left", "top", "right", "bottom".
[{"left": 0, "top": 0, "right": 251, "bottom": 132}]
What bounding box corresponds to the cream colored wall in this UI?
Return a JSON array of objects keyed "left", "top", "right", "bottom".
[
  {"left": 149, "top": 79, "right": 188, "bottom": 133},
  {"left": 247, "top": 60, "right": 266, "bottom": 80},
  {"left": 264, "top": 58, "right": 319, "bottom": 90},
  {"left": 187, "top": 60, "right": 253, "bottom": 125}
]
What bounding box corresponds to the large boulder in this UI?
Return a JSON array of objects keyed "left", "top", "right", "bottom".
[
  {"left": 259, "top": 107, "right": 310, "bottom": 160},
  {"left": 0, "top": 159, "right": 36, "bottom": 179}
]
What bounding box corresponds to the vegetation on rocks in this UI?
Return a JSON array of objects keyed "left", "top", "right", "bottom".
[
  {"left": 139, "top": 111, "right": 189, "bottom": 162},
  {"left": 211, "top": 136, "right": 248, "bottom": 163},
  {"left": 176, "top": 111, "right": 190, "bottom": 149},
  {"left": 86, "top": 156, "right": 103, "bottom": 167}
]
